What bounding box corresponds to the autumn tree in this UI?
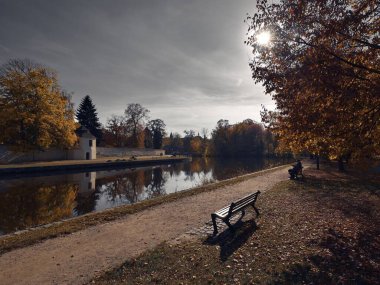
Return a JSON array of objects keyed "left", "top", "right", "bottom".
[
  {"left": 211, "top": 119, "right": 230, "bottom": 156},
  {"left": 0, "top": 59, "right": 77, "bottom": 151},
  {"left": 183, "top": 129, "right": 196, "bottom": 154},
  {"left": 147, "top": 119, "right": 166, "bottom": 149},
  {"left": 190, "top": 136, "right": 203, "bottom": 155},
  {"left": 211, "top": 119, "right": 267, "bottom": 157},
  {"left": 166, "top": 132, "right": 182, "bottom": 153},
  {"left": 124, "top": 103, "right": 150, "bottom": 147},
  {"left": 104, "top": 115, "right": 128, "bottom": 147},
  {"left": 246, "top": 0, "right": 380, "bottom": 167},
  {"left": 76, "top": 95, "right": 102, "bottom": 140}
]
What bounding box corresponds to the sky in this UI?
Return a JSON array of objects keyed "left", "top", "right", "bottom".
[{"left": 0, "top": 0, "right": 274, "bottom": 135}]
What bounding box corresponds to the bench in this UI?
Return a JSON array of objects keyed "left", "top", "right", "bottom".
[
  {"left": 289, "top": 166, "right": 304, "bottom": 180},
  {"left": 296, "top": 167, "right": 304, "bottom": 179},
  {"left": 293, "top": 167, "right": 304, "bottom": 180},
  {"left": 211, "top": 191, "right": 261, "bottom": 235}
]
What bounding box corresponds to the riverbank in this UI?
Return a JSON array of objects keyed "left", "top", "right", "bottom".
[
  {"left": 92, "top": 166, "right": 380, "bottom": 284},
  {"left": 0, "top": 155, "right": 187, "bottom": 175},
  {"left": 0, "top": 164, "right": 290, "bottom": 256},
  {"left": 0, "top": 163, "right": 292, "bottom": 285}
]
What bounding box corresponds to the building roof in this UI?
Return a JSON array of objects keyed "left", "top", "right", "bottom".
[{"left": 75, "top": 125, "right": 96, "bottom": 139}]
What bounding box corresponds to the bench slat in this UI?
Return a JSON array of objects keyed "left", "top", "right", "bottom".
[
  {"left": 232, "top": 200, "right": 256, "bottom": 211},
  {"left": 213, "top": 192, "right": 260, "bottom": 218},
  {"left": 215, "top": 206, "right": 230, "bottom": 216},
  {"left": 233, "top": 195, "right": 258, "bottom": 207},
  {"left": 215, "top": 198, "right": 256, "bottom": 218},
  {"left": 234, "top": 192, "right": 259, "bottom": 203},
  {"left": 233, "top": 195, "right": 257, "bottom": 207},
  {"left": 211, "top": 191, "right": 260, "bottom": 235}
]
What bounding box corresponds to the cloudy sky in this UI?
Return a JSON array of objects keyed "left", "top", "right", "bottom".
[{"left": 0, "top": 0, "right": 274, "bottom": 135}]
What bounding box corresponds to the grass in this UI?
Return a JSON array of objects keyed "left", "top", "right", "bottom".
[
  {"left": 91, "top": 170, "right": 380, "bottom": 284},
  {"left": 0, "top": 164, "right": 289, "bottom": 256}
]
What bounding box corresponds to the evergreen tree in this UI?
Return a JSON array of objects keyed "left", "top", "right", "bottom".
[{"left": 76, "top": 95, "right": 102, "bottom": 140}]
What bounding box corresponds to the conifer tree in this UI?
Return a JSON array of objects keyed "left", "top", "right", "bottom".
[{"left": 76, "top": 95, "right": 102, "bottom": 140}]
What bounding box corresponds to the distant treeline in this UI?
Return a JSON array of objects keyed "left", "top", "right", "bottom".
[
  {"left": 0, "top": 58, "right": 278, "bottom": 157},
  {"left": 164, "top": 119, "right": 279, "bottom": 157}
]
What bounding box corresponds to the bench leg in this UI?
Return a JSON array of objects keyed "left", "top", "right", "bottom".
[
  {"left": 252, "top": 204, "right": 260, "bottom": 216},
  {"left": 224, "top": 218, "right": 235, "bottom": 232},
  {"left": 211, "top": 214, "right": 218, "bottom": 235},
  {"left": 238, "top": 210, "right": 246, "bottom": 221}
]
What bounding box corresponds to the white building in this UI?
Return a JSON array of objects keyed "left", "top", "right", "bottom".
[
  {"left": 0, "top": 125, "right": 97, "bottom": 163},
  {"left": 71, "top": 126, "right": 97, "bottom": 160}
]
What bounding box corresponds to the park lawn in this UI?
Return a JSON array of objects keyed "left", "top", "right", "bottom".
[{"left": 91, "top": 172, "right": 380, "bottom": 284}]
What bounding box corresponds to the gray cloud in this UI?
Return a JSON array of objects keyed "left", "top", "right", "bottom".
[{"left": 0, "top": 0, "right": 272, "bottom": 134}]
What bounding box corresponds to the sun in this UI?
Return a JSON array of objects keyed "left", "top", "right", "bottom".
[{"left": 256, "top": 31, "right": 271, "bottom": 46}]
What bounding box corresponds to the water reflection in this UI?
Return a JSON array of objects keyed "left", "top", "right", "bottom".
[
  {"left": 0, "top": 157, "right": 290, "bottom": 235},
  {"left": 0, "top": 182, "right": 78, "bottom": 234}
]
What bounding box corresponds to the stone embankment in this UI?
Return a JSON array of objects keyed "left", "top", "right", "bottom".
[{"left": 0, "top": 155, "right": 187, "bottom": 175}]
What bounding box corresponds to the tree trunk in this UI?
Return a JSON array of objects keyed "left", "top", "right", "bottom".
[
  {"left": 316, "top": 155, "right": 320, "bottom": 170},
  {"left": 338, "top": 158, "right": 345, "bottom": 171}
]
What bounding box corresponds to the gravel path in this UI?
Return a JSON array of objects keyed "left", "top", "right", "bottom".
[{"left": 0, "top": 165, "right": 292, "bottom": 285}]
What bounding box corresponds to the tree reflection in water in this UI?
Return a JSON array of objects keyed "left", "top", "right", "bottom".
[
  {"left": 95, "top": 170, "right": 146, "bottom": 204},
  {"left": 0, "top": 157, "right": 292, "bottom": 235},
  {"left": 0, "top": 183, "right": 78, "bottom": 234},
  {"left": 145, "top": 167, "right": 167, "bottom": 199}
]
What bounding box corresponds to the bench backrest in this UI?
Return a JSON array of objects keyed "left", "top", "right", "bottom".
[{"left": 229, "top": 191, "right": 261, "bottom": 215}]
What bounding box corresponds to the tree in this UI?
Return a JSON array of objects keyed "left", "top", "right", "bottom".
[
  {"left": 0, "top": 59, "right": 77, "bottom": 151},
  {"left": 201, "top": 128, "right": 209, "bottom": 140},
  {"left": 76, "top": 95, "right": 102, "bottom": 140},
  {"left": 124, "top": 103, "right": 150, "bottom": 147},
  {"left": 201, "top": 128, "right": 210, "bottom": 155},
  {"left": 211, "top": 119, "right": 267, "bottom": 157},
  {"left": 183, "top": 130, "right": 196, "bottom": 153},
  {"left": 190, "top": 136, "right": 202, "bottom": 154},
  {"left": 246, "top": 0, "right": 380, "bottom": 166},
  {"left": 104, "top": 115, "right": 128, "bottom": 147},
  {"left": 144, "top": 127, "right": 153, "bottom": 148},
  {"left": 166, "top": 132, "right": 182, "bottom": 153},
  {"left": 211, "top": 120, "right": 230, "bottom": 156},
  {"left": 147, "top": 119, "right": 166, "bottom": 149}
]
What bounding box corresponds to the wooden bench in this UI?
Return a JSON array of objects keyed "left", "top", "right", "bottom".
[
  {"left": 211, "top": 191, "right": 261, "bottom": 235},
  {"left": 289, "top": 166, "right": 304, "bottom": 180},
  {"left": 293, "top": 167, "right": 304, "bottom": 180},
  {"left": 296, "top": 167, "right": 304, "bottom": 179}
]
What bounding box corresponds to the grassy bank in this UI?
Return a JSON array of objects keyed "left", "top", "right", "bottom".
[
  {"left": 0, "top": 164, "right": 289, "bottom": 256},
  {"left": 92, "top": 170, "right": 380, "bottom": 284}
]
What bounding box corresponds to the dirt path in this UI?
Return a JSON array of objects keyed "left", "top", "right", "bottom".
[{"left": 0, "top": 165, "right": 296, "bottom": 285}]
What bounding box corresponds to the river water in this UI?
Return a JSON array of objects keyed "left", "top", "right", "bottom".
[{"left": 0, "top": 157, "right": 290, "bottom": 235}]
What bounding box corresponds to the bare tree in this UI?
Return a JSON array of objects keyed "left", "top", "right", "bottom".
[
  {"left": 124, "top": 103, "right": 150, "bottom": 147},
  {"left": 106, "top": 115, "right": 128, "bottom": 146},
  {"left": 201, "top": 128, "right": 209, "bottom": 140}
]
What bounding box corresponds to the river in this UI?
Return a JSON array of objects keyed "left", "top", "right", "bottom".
[{"left": 0, "top": 157, "right": 291, "bottom": 235}]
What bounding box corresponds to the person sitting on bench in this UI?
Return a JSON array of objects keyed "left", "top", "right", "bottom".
[{"left": 288, "top": 160, "right": 303, "bottom": 179}]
